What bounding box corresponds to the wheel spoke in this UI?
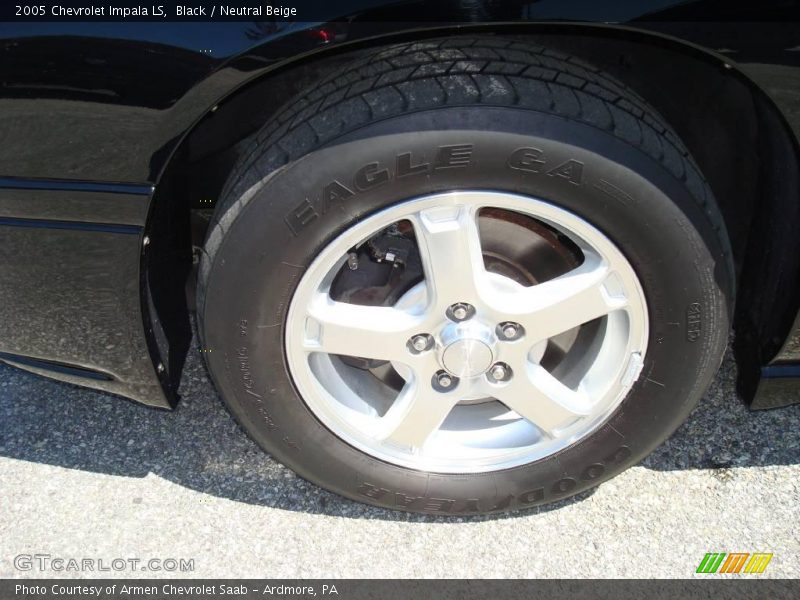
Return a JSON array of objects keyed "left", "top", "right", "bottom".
[
  {"left": 495, "top": 257, "right": 626, "bottom": 343},
  {"left": 412, "top": 204, "right": 485, "bottom": 309},
  {"left": 375, "top": 376, "right": 459, "bottom": 450},
  {"left": 304, "top": 295, "right": 420, "bottom": 362},
  {"left": 493, "top": 364, "right": 591, "bottom": 436}
]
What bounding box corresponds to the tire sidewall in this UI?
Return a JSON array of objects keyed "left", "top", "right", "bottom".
[{"left": 201, "top": 109, "right": 730, "bottom": 515}]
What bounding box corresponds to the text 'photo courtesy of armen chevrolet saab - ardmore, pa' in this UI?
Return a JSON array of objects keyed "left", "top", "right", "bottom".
[{"left": 0, "top": 0, "right": 799, "bottom": 594}]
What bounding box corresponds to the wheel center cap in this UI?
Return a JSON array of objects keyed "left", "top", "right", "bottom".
[
  {"left": 442, "top": 338, "right": 493, "bottom": 378},
  {"left": 439, "top": 322, "right": 496, "bottom": 378}
]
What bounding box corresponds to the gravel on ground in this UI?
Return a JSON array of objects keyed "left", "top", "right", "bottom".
[{"left": 1, "top": 340, "right": 798, "bottom": 578}]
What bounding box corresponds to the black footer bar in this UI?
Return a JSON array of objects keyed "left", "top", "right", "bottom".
[{"left": 3, "top": 579, "right": 798, "bottom": 600}]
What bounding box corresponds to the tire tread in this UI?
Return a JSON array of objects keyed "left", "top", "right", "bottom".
[{"left": 199, "top": 35, "right": 732, "bottom": 322}]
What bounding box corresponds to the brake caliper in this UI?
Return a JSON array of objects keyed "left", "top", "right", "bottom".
[{"left": 330, "top": 226, "right": 423, "bottom": 369}]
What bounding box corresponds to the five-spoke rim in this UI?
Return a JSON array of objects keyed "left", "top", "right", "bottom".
[{"left": 285, "top": 191, "right": 648, "bottom": 473}]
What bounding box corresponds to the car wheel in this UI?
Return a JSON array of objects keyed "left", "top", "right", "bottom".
[{"left": 198, "top": 37, "right": 733, "bottom": 515}]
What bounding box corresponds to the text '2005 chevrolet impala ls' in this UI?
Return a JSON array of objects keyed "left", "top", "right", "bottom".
[{"left": 1, "top": 1, "right": 799, "bottom": 515}]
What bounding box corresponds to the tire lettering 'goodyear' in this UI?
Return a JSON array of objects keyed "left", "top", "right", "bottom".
[
  {"left": 284, "top": 144, "right": 585, "bottom": 235},
  {"left": 356, "top": 445, "right": 631, "bottom": 514}
]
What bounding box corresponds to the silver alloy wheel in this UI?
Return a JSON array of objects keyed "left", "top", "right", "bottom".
[{"left": 285, "top": 191, "right": 649, "bottom": 473}]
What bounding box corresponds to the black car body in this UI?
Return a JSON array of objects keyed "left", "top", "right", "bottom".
[{"left": 1, "top": 0, "right": 799, "bottom": 413}]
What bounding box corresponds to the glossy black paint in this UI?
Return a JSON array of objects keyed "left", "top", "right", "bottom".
[
  {"left": 0, "top": 0, "right": 799, "bottom": 408},
  {"left": 0, "top": 186, "right": 167, "bottom": 406},
  {"left": 751, "top": 312, "right": 800, "bottom": 409}
]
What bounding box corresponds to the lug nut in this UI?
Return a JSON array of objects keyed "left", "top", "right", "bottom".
[
  {"left": 433, "top": 370, "right": 457, "bottom": 391},
  {"left": 498, "top": 322, "right": 524, "bottom": 340},
  {"left": 410, "top": 334, "right": 431, "bottom": 353},
  {"left": 449, "top": 302, "right": 473, "bottom": 321},
  {"left": 489, "top": 363, "right": 511, "bottom": 382}
]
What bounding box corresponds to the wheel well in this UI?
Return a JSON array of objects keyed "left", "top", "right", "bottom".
[
  {"left": 147, "top": 26, "right": 800, "bottom": 404},
  {"left": 532, "top": 32, "right": 800, "bottom": 402}
]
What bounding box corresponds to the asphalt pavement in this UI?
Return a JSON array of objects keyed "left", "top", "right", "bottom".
[{"left": 1, "top": 337, "right": 798, "bottom": 578}]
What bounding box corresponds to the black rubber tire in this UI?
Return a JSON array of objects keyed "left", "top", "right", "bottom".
[{"left": 198, "top": 37, "right": 734, "bottom": 515}]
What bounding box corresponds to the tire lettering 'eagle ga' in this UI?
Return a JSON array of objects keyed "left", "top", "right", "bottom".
[{"left": 283, "top": 144, "right": 585, "bottom": 235}]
